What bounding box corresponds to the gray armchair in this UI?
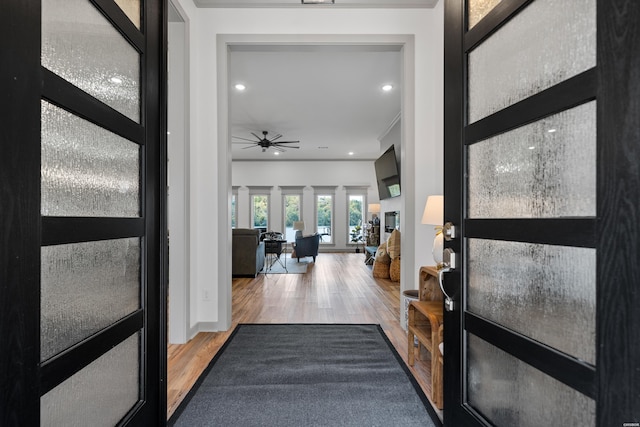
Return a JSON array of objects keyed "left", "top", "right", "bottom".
[
  {"left": 293, "top": 233, "right": 320, "bottom": 262},
  {"left": 232, "top": 228, "right": 265, "bottom": 277}
]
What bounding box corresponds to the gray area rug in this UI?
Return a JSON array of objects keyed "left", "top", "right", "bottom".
[
  {"left": 169, "top": 324, "right": 440, "bottom": 427},
  {"left": 262, "top": 254, "right": 309, "bottom": 274}
]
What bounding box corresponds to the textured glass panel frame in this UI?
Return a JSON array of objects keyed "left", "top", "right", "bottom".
[
  {"left": 42, "top": 0, "right": 141, "bottom": 122},
  {"left": 468, "top": 0, "right": 596, "bottom": 122},
  {"left": 41, "top": 101, "right": 140, "bottom": 217},
  {"left": 467, "top": 238, "right": 596, "bottom": 364},
  {"left": 468, "top": 0, "right": 503, "bottom": 29},
  {"left": 114, "top": 0, "right": 141, "bottom": 29},
  {"left": 468, "top": 102, "right": 596, "bottom": 218},
  {"left": 41, "top": 333, "right": 140, "bottom": 427},
  {"left": 41, "top": 238, "right": 140, "bottom": 361},
  {"left": 467, "top": 334, "right": 595, "bottom": 427}
]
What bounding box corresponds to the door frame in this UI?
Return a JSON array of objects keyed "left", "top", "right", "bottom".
[{"left": 443, "top": 0, "right": 640, "bottom": 425}]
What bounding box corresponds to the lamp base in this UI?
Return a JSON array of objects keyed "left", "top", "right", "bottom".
[{"left": 432, "top": 232, "right": 443, "bottom": 265}]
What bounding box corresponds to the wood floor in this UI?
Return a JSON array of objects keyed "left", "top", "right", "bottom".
[{"left": 167, "top": 252, "right": 439, "bottom": 420}]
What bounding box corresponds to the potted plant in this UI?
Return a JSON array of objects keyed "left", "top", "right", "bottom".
[{"left": 350, "top": 224, "right": 363, "bottom": 253}]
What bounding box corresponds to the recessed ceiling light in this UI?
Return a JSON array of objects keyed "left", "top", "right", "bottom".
[
  {"left": 547, "top": 128, "right": 557, "bottom": 133},
  {"left": 235, "top": 84, "right": 246, "bottom": 91},
  {"left": 348, "top": 152, "right": 354, "bottom": 156},
  {"left": 528, "top": 146, "right": 536, "bottom": 150},
  {"left": 274, "top": 152, "right": 280, "bottom": 156},
  {"left": 382, "top": 84, "right": 393, "bottom": 92},
  {"left": 110, "top": 77, "right": 123, "bottom": 84}
]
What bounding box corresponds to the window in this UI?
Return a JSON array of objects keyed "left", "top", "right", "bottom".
[
  {"left": 248, "top": 186, "right": 272, "bottom": 231},
  {"left": 348, "top": 194, "right": 365, "bottom": 245},
  {"left": 284, "top": 194, "right": 301, "bottom": 241},
  {"left": 252, "top": 195, "right": 269, "bottom": 230},
  {"left": 231, "top": 187, "right": 239, "bottom": 228},
  {"left": 345, "top": 186, "right": 368, "bottom": 245},
  {"left": 316, "top": 194, "right": 333, "bottom": 243},
  {"left": 280, "top": 186, "right": 305, "bottom": 241}
]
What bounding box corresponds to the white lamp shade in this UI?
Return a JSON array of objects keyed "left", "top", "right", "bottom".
[
  {"left": 421, "top": 195, "right": 444, "bottom": 225},
  {"left": 368, "top": 203, "right": 381, "bottom": 214},
  {"left": 293, "top": 221, "right": 305, "bottom": 231}
]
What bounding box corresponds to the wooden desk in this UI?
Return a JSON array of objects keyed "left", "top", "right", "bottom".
[{"left": 408, "top": 300, "right": 444, "bottom": 409}]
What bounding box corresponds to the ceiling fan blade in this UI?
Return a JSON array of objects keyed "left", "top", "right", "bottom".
[
  {"left": 273, "top": 141, "right": 300, "bottom": 144},
  {"left": 274, "top": 145, "right": 299, "bottom": 149},
  {"left": 269, "top": 134, "right": 283, "bottom": 142},
  {"left": 232, "top": 136, "right": 260, "bottom": 143},
  {"left": 242, "top": 145, "right": 258, "bottom": 150},
  {"left": 250, "top": 132, "right": 262, "bottom": 141},
  {"left": 272, "top": 146, "right": 285, "bottom": 152}
]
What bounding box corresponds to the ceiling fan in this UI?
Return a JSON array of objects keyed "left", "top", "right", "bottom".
[{"left": 232, "top": 131, "right": 300, "bottom": 152}]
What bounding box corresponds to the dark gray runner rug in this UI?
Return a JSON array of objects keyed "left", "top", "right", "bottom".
[{"left": 169, "top": 324, "right": 440, "bottom": 427}]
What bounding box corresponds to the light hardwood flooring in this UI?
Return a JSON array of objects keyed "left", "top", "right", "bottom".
[{"left": 167, "top": 252, "right": 439, "bottom": 420}]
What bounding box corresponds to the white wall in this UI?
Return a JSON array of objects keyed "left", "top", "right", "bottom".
[
  {"left": 233, "top": 160, "right": 378, "bottom": 250},
  {"left": 171, "top": 0, "right": 444, "bottom": 337},
  {"left": 168, "top": 9, "right": 192, "bottom": 344}
]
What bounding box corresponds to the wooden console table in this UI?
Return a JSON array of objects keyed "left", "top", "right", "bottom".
[
  {"left": 408, "top": 299, "right": 444, "bottom": 409},
  {"left": 419, "top": 266, "right": 443, "bottom": 302}
]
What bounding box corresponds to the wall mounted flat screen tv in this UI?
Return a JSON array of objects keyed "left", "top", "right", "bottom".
[{"left": 374, "top": 145, "right": 401, "bottom": 200}]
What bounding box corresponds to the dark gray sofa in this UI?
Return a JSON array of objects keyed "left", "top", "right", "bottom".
[{"left": 232, "top": 228, "right": 265, "bottom": 277}]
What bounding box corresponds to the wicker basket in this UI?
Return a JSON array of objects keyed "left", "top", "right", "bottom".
[
  {"left": 389, "top": 256, "right": 401, "bottom": 282},
  {"left": 372, "top": 260, "right": 391, "bottom": 279}
]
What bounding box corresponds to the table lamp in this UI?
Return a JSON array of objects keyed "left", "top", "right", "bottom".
[
  {"left": 293, "top": 221, "right": 305, "bottom": 238},
  {"left": 421, "top": 195, "right": 444, "bottom": 264}
]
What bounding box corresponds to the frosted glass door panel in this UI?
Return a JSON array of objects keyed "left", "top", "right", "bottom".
[
  {"left": 41, "top": 101, "right": 140, "bottom": 217},
  {"left": 468, "top": 0, "right": 595, "bottom": 122},
  {"left": 41, "top": 238, "right": 140, "bottom": 361},
  {"left": 467, "top": 239, "right": 596, "bottom": 364},
  {"left": 467, "top": 334, "right": 595, "bottom": 426},
  {"left": 41, "top": 333, "right": 140, "bottom": 427},
  {"left": 114, "top": 0, "right": 141, "bottom": 29},
  {"left": 42, "top": 0, "right": 140, "bottom": 122},
  {"left": 468, "top": 102, "right": 596, "bottom": 218},
  {"left": 468, "top": 0, "right": 503, "bottom": 29}
]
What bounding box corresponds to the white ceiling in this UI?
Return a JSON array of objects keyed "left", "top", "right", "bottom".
[
  {"left": 196, "top": 0, "right": 438, "bottom": 8},
  {"left": 230, "top": 45, "right": 402, "bottom": 161}
]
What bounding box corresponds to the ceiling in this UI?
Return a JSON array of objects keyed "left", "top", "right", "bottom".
[
  {"left": 195, "top": 0, "right": 437, "bottom": 8},
  {"left": 230, "top": 45, "right": 402, "bottom": 161}
]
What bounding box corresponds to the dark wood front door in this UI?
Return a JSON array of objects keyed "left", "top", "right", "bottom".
[
  {"left": 0, "top": 0, "right": 167, "bottom": 424},
  {"left": 443, "top": 0, "right": 640, "bottom": 425}
]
